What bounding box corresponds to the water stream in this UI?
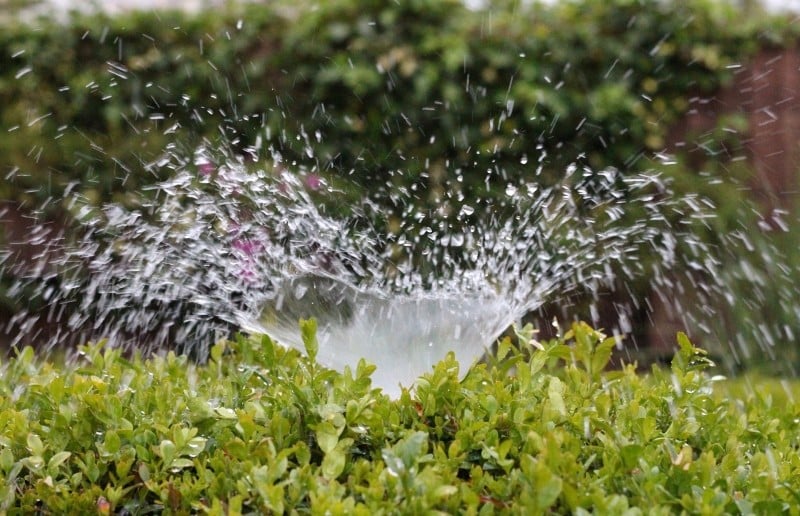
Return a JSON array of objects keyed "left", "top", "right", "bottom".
[
  {"left": 3, "top": 5, "right": 800, "bottom": 397},
  {"left": 4, "top": 143, "right": 718, "bottom": 395}
]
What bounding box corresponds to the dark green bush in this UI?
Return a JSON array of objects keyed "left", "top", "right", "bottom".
[
  {"left": 1, "top": 0, "right": 793, "bottom": 210},
  {"left": 0, "top": 6, "right": 285, "bottom": 208}
]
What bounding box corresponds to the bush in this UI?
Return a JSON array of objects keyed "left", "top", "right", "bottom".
[
  {"left": 3, "top": 0, "right": 800, "bottom": 366},
  {"left": 1, "top": 322, "right": 799, "bottom": 513},
  {"left": 1, "top": 0, "right": 793, "bottom": 211}
]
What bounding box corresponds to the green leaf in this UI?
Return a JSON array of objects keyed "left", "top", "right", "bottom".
[
  {"left": 734, "top": 499, "right": 754, "bottom": 516},
  {"left": 169, "top": 458, "right": 195, "bottom": 470},
  {"left": 214, "top": 407, "right": 238, "bottom": 420},
  {"left": 253, "top": 465, "right": 285, "bottom": 512},
  {"left": 26, "top": 433, "right": 44, "bottom": 457},
  {"left": 20, "top": 456, "right": 44, "bottom": 474},
  {"left": 265, "top": 484, "right": 285, "bottom": 513},
  {"left": 210, "top": 341, "right": 226, "bottom": 363},
  {"left": 381, "top": 449, "right": 405, "bottom": 477},
  {"left": 300, "top": 318, "right": 319, "bottom": 362},
  {"left": 496, "top": 336, "right": 512, "bottom": 361},
  {"left": 185, "top": 437, "right": 207, "bottom": 457},
  {"left": 115, "top": 449, "right": 136, "bottom": 479},
  {"left": 321, "top": 448, "right": 346, "bottom": 480},
  {"left": 138, "top": 463, "right": 151, "bottom": 483},
  {"left": 673, "top": 332, "right": 715, "bottom": 372},
  {"left": 356, "top": 358, "right": 376, "bottom": 380},
  {"left": 159, "top": 440, "right": 176, "bottom": 465},
  {"left": 47, "top": 451, "right": 71, "bottom": 473},
  {"left": 0, "top": 448, "right": 14, "bottom": 472},
  {"left": 548, "top": 344, "right": 573, "bottom": 361},
  {"left": 591, "top": 337, "right": 617, "bottom": 378},
  {"left": 345, "top": 399, "right": 360, "bottom": 421},
  {"left": 103, "top": 430, "right": 121, "bottom": 456},
  {"left": 547, "top": 377, "right": 567, "bottom": 419},
  {"left": 620, "top": 445, "right": 643, "bottom": 470},
  {"left": 433, "top": 485, "right": 458, "bottom": 499},
  {"left": 529, "top": 350, "right": 547, "bottom": 377},
  {"left": 317, "top": 403, "right": 346, "bottom": 428},
  {"left": 315, "top": 421, "right": 340, "bottom": 454},
  {"left": 294, "top": 442, "right": 311, "bottom": 467},
  {"left": 530, "top": 459, "right": 563, "bottom": 509},
  {"left": 261, "top": 334, "right": 276, "bottom": 366},
  {"left": 395, "top": 431, "right": 428, "bottom": 469},
  {"left": 515, "top": 322, "right": 543, "bottom": 351},
  {"left": 677, "top": 331, "right": 694, "bottom": 355},
  {"left": 77, "top": 453, "right": 100, "bottom": 483}
]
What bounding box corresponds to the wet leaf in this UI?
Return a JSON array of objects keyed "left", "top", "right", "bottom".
[
  {"left": 315, "top": 421, "right": 340, "bottom": 454},
  {"left": 300, "top": 318, "right": 319, "bottom": 361},
  {"left": 547, "top": 377, "right": 566, "bottom": 419},
  {"left": 321, "top": 448, "right": 346, "bottom": 480},
  {"left": 47, "top": 451, "right": 71, "bottom": 473}
]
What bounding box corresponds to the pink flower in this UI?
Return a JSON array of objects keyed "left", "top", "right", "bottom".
[
  {"left": 197, "top": 161, "right": 216, "bottom": 176},
  {"left": 304, "top": 173, "right": 322, "bottom": 191},
  {"left": 239, "top": 267, "right": 257, "bottom": 282},
  {"left": 231, "top": 236, "right": 264, "bottom": 285},
  {"left": 232, "top": 238, "right": 262, "bottom": 258}
]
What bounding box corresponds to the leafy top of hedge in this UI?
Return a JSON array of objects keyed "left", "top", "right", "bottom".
[{"left": 1, "top": 321, "right": 799, "bottom": 513}]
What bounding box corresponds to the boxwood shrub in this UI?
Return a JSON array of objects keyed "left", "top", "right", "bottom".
[
  {"left": 1, "top": 322, "right": 799, "bottom": 513},
  {"left": 4, "top": 0, "right": 800, "bottom": 368}
]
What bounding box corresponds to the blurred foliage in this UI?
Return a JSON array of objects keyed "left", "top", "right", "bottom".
[
  {"left": 0, "top": 0, "right": 40, "bottom": 14},
  {"left": 2, "top": 0, "right": 800, "bottom": 364},
  {"left": 0, "top": 5, "right": 285, "bottom": 209},
  {"left": 1, "top": 0, "right": 794, "bottom": 211}
]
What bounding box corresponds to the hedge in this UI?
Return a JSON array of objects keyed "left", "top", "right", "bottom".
[
  {"left": 2, "top": 322, "right": 800, "bottom": 513},
  {"left": 3, "top": 0, "right": 800, "bottom": 367},
  {"left": 1, "top": 0, "right": 794, "bottom": 211}
]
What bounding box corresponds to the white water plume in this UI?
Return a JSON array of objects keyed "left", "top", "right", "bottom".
[{"left": 2, "top": 146, "right": 716, "bottom": 395}]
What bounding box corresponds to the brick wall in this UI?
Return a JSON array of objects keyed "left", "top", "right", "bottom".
[
  {"left": 669, "top": 46, "right": 800, "bottom": 212},
  {"left": 648, "top": 45, "right": 800, "bottom": 356}
]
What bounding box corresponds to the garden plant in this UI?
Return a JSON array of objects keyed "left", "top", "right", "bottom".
[
  {"left": 3, "top": 0, "right": 800, "bottom": 512},
  {"left": 2, "top": 322, "right": 800, "bottom": 513}
]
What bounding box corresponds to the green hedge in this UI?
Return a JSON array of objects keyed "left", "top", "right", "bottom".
[
  {"left": 2, "top": 322, "right": 799, "bottom": 513},
  {"left": 3, "top": 0, "right": 800, "bottom": 365},
  {"left": 1, "top": 0, "right": 794, "bottom": 210},
  {"left": 0, "top": 6, "right": 284, "bottom": 208}
]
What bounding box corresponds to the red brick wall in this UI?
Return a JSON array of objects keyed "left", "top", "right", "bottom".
[
  {"left": 669, "top": 46, "right": 800, "bottom": 212},
  {"left": 650, "top": 46, "right": 800, "bottom": 355}
]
